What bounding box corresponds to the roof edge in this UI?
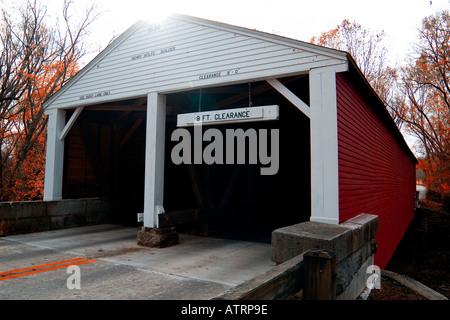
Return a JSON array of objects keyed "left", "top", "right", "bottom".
[
  {"left": 171, "top": 14, "right": 348, "bottom": 62},
  {"left": 43, "top": 20, "right": 147, "bottom": 110}
]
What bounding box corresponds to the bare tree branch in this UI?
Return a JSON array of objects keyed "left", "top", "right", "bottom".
[{"left": 0, "top": 0, "right": 101, "bottom": 200}]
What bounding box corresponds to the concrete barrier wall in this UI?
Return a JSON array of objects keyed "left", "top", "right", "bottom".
[
  {"left": 271, "top": 213, "right": 378, "bottom": 300},
  {"left": 0, "top": 198, "right": 111, "bottom": 236},
  {"left": 214, "top": 213, "right": 378, "bottom": 300}
]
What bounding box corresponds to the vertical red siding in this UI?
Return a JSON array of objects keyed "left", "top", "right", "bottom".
[{"left": 336, "top": 73, "right": 416, "bottom": 269}]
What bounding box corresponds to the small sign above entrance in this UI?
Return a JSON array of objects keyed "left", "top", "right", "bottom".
[{"left": 177, "top": 105, "right": 279, "bottom": 127}]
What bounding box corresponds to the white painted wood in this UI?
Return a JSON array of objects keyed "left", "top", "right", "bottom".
[
  {"left": 309, "top": 63, "right": 349, "bottom": 74},
  {"left": 143, "top": 92, "right": 166, "bottom": 228},
  {"left": 60, "top": 106, "right": 83, "bottom": 140},
  {"left": 266, "top": 79, "right": 310, "bottom": 118},
  {"left": 43, "top": 109, "right": 66, "bottom": 201},
  {"left": 44, "top": 15, "right": 348, "bottom": 111},
  {"left": 47, "top": 58, "right": 345, "bottom": 110},
  {"left": 309, "top": 68, "right": 340, "bottom": 225},
  {"left": 43, "top": 20, "right": 146, "bottom": 111},
  {"left": 173, "top": 14, "right": 348, "bottom": 61},
  {"left": 65, "top": 43, "right": 300, "bottom": 89}
]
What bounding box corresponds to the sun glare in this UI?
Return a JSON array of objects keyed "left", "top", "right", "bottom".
[{"left": 135, "top": 1, "right": 174, "bottom": 23}]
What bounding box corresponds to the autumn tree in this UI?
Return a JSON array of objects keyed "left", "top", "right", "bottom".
[
  {"left": 0, "top": 0, "right": 100, "bottom": 201},
  {"left": 311, "top": 19, "right": 400, "bottom": 126},
  {"left": 392, "top": 10, "right": 450, "bottom": 196}
]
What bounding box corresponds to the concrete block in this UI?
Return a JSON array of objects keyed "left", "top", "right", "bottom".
[
  {"left": 336, "top": 240, "right": 376, "bottom": 295},
  {"left": 340, "top": 222, "right": 364, "bottom": 253},
  {"left": 50, "top": 216, "right": 64, "bottom": 229},
  {"left": 50, "top": 214, "right": 87, "bottom": 230},
  {"left": 340, "top": 214, "right": 378, "bottom": 253},
  {"left": 137, "top": 227, "right": 179, "bottom": 248},
  {"left": 0, "top": 202, "right": 14, "bottom": 219},
  {"left": 15, "top": 216, "right": 49, "bottom": 234},
  {"left": 0, "top": 220, "right": 14, "bottom": 236},
  {"left": 337, "top": 255, "right": 374, "bottom": 300},
  {"left": 0, "top": 201, "right": 47, "bottom": 219},
  {"left": 271, "top": 213, "right": 379, "bottom": 299},
  {"left": 271, "top": 221, "right": 352, "bottom": 264},
  {"left": 48, "top": 199, "right": 87, "bottom": 216},
  {"left": 0, "top": 198, "right": 111, "bottom": 236},
  {"left": 342, "top": 213, "right": 378, "bottom": 238}
]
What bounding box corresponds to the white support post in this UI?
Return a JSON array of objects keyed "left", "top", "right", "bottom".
[
  {"left": 143, "top": 92, "right": 166, "bottom": 228},
  {"left": 43, "top": 108, "right": 66, "bottom": 201},
  {"left": 309, "top": 68, "right": 340, "bottom": 225}
]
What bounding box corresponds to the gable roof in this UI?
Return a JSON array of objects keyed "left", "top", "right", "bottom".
[
  {"left": 43, "top": 14, "right": 416, "bottom": 164},
  {"left": 43, "top": 14, "right": 348, "bottom": 111}
]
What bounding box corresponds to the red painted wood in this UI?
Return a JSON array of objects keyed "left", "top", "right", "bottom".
[{"left": 336, "top": 73, "right": 416, "bottom": 269}]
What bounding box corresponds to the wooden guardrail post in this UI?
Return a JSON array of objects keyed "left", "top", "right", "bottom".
[{"left": 303, "top": 249, "right": 337, "bottom": 300}]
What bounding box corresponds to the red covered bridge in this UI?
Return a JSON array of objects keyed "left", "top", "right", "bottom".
[{"left": 43, "top": 14, "right": 417, "bottom": 270}]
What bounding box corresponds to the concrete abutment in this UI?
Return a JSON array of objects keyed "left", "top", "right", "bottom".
[
  {"left": 271, "top": 213, "right": 378, "bottom": 299},
  {"left": 0, "top": 198, "right": 110, "bottom": 236}
]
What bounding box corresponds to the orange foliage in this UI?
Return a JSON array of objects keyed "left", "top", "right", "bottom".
[
  {"left": 0, "top": 0, "right": 94, "bottom": 202},
  {"left": 418, "top": 158, "right": 450, "bottom": 193},
  {"left": 8, "top": 133, "right": 46, "bottom": 200},
  {"left": 1, "top": 60, "right": 79, "bottom": 201},
  {"left": 401, "top": 11, "right": 450, "bottom": 197},
  {"left": 310, "top": 26, "right": 342, "bottom": 49}
]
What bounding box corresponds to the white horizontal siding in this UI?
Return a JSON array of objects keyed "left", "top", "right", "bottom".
[
  {"left": 47, "top": 16, "right": 347, "bottom": 110},
  {"left": 63, "top": 39, "right": 284, "bottom": 90}
]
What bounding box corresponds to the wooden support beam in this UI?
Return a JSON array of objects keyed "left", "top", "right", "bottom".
[
  {"left": 267, "top": 78, "right": 310, "bottom": 118},
  {"left": 120, "top": 118, "right": 144, "bottom": 148},
  {"left": 214, "top": 76, "right": 304, "bottom": 109},
  {"left": 133, "top": 97, "right": 147, "bottom": 106},
  {"left": 303, "top": 249, "right": 336, "bottom": 300},
  {"left": 60, "top": 106, "right": 83, "bottom": 141},
  {"left": 83, "top": 105, "right": 147, "bottom": 111},
  {"left": 116, "top": 110, "right": 133, "bottom": 121}
]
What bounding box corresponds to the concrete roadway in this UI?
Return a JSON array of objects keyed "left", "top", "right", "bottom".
[{"left": 0, "top": 224, "right": 275, "bottom": 300}]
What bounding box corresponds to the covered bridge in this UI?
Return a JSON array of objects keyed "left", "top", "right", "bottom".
[{"left": 43, "top": 14, "right": 417, "bottom": 269}]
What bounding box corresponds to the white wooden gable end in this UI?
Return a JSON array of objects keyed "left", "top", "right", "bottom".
[
  {"left": 44, "top": 14, "right": 350, "bottom": 227},
  {"left": 44, "top": 14, "right": 348, "bottom": 111}
]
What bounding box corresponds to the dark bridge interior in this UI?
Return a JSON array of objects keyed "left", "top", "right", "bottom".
[{"left": 62, "top": 76, "right": 311, "bottom": 242}]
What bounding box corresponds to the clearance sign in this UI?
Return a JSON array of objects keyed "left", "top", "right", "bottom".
[{"left": 177, "top": 105, "right": 279, "bottom": 127}]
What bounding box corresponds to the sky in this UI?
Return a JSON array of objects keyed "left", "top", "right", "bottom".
[
  {"left": 2, "top": 0, "right": 447, "bottom": 65},
  {"left": 81, "top": 0, "right": 450, "bottom": 66}
]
